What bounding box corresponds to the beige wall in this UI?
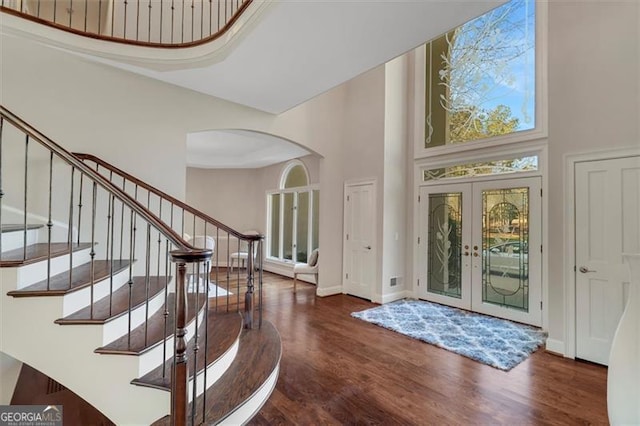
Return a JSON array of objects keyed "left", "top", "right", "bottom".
[
  {"left": 546, "top": 1, "right": 640, "bottom": 348},
  {"left": 4, "top": 1, "right": 638, "bottom": 355}
]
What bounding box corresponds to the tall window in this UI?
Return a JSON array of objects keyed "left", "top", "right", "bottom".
[
  {"left": 268, "top": 161, "right": 319, "bottom": 263},
  {"left": 425, "top": 0, "right": 536, "bottom": 148}
]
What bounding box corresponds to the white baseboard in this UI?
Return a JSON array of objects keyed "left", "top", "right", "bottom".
[
  {"left": 380, "top": 290, "right": 410, "bottom": 304},
  {"left": 545, "top": 338, "right": 566, "bottom": 356},
  {"left": 316, "top": 285, "right": 342, "bottom": 297}
]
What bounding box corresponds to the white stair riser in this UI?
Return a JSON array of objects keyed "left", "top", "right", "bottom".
[
  {"left": 187, "top": 339, "right": 239, "bottom": 402},
  {"left": 14, "top": 248, "right": 92, "bottom": 288},
  {"left": 62, "top": 267, "right": 130, "bottom": 316},
  {"left": 1, "top": 228, "right": 39, "bottom": 253},
  {"left": 0, "top": 295, "right": 170, "bottom": 425},
  {"left": 220, "top": 364, "right": 280, "bottom": 426},
  {"left": 101, "top": 283, "right": 167, "bottom": 346},
  {"left": 137, "top": 305, "right": 205, "bottom": 377}
]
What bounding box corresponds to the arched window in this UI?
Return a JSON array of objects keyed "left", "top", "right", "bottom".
[{"left": 268, "top": 160, "right": 319, "bottom": 263}]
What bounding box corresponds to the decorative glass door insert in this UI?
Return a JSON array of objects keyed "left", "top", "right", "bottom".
[{"left": 420, "top": 177, "right": 541, "bottom": 325}]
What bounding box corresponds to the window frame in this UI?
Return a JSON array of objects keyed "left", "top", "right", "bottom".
[
  {"left": 266, "top": 160, "right": 319, "bottom": 265},
  {"left": 413, "top": 0, "right": 548, "bottom": 161}
]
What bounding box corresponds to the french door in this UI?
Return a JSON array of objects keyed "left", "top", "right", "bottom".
[{"left": 418, "top": 177, "right": 542, "bottom": 326}]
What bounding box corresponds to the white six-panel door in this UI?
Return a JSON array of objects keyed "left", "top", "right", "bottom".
[
  {"left": 343, "top": 182, "right": 376, "bottom": 300},
  {"left": 575, "top": 156, "right": 640, "bottom": 365}
]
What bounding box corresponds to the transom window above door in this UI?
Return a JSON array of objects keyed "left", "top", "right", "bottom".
[{"left": 424, "top": 0, "right": 538, "bottom": 150}]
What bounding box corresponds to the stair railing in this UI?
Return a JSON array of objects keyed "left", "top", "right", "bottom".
[
  {"left": 74, "top": 152, "right": 264, "bottom": 330},
  {"left": 0, "top": 0, "right": 252, "bottom": 47},
  {"left": 0, "top": 105, "right": 253, "bottom": 426}
]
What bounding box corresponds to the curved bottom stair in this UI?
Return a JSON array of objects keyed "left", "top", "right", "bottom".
[{"left": 153, "top": 320, "right": 282, "bottom": 426}]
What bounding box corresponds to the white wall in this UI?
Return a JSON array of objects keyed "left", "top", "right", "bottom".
[
  {"left": 381, "top": 55, "right": 410, "bottom": 303},
  {"left": 546, "top": 1, "right": 640, "bottom": 349}
]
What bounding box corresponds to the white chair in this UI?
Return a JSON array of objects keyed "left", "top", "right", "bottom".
[
  {"left": 186, "top": 235, "right": 215, "bottom": 293},
  {"left": 230, "top": 230, "right": 260, "bottom": 273},
  {"left": 293, "top": 248, "right": 319, "bottom": 293}
]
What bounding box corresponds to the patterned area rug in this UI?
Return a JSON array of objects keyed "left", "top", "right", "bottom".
[{"left": 351, "top": 299, "right": 547, "bottom": 371}]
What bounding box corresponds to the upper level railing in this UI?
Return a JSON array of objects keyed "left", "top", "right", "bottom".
[
  {"left": 0, "top": 105, "right": 263, "bottom": 426},
  {"left": 0, "top": 0, "right": 252, "bottom": 47}
]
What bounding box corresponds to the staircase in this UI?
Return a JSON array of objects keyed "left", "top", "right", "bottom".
[{"left": 0, "top": 106, "right": 281, "bottom": 425}]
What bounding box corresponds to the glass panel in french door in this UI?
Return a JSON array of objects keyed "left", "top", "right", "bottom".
[
  {"left": 427, "top": 192, "right": 463, "bottom": 298},
  {"left": 420, "top": 184, "right": 472, "bottom": 310},
  {"left": 481, "top": 187, "right": 530, "bottom": 311},
  {"left": 471, "top": 177, "right": 542, "bottom": 326}
]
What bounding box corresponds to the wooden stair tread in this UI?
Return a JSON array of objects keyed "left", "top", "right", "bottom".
[
  {"left": 132, "top": 311, "right": 243, "bottom": 391},
  {"left": 55, "top": 275, "right": 170, "bottom": 324},
  {"left": 0, "top": 243, "right": 93, "bottom": 266},
  {"left": 7, "top": 260, "right": 130, "bottom": 297},
  {"left": 152, "top": 321, "right": 281, "bottom": 425},
  {"left": 95, "top": 292, "right": 203, "bottom": 356},
  {"left": 0, "top": 224, "right": 44, "bottom": 233}
]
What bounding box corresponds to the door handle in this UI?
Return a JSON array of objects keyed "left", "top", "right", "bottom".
[
  {"left": 365, "top": 246, "right": 372, "bottom": 250},
  {"left": 579, "top": 266, "right": 597, "bottom": 273}
]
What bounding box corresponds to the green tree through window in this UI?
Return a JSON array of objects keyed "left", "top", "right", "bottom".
[{"left": 425, "top": 0, "right": 535, "bottom": 147}]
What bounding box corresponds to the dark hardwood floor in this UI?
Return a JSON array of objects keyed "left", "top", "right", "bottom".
[{"left": 249, "top": 272, "right": 609, "bottom": 425}]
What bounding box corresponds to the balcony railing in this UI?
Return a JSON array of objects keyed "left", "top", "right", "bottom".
[{"left": 0, "top": 0, "right": 252, "bottom": 47}]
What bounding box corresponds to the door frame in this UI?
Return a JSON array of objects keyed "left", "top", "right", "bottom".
[
  {"left": 342, "top": 178, "right": 377, "bottom": 300},
  {"left": 563, "top": 147, "right": 640, "bottom": 359}
]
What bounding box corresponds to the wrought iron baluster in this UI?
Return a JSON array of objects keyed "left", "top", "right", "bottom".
[
  {"left": 119, "top": 178, "right": 126, "bottom": 261},
  {"left": 159, "top": 0, "right": 164, "bottom": 43},
  {"left": 98, "top": 0, "right": 102, "bottom": 34},
  {"left": 110, "top": 0, "right": 115, "bottom": 36},
  {"left": 202, "top": 258, "right": 210, "bottom": 421},
  {"left": 136, "top": 0, "right": 140, "bottom": 41},
  {"left": 170, "top": 0, "right": 175, "bottom": 44},
  {"left": 200, "top": 0, "right": 204, "bottom": 40},
  {"left": 84, "top": 0, "right": 88, "bottom": 31},
  {"left": 162, "top": 238, "right": 170, "bottom": 379},
  {"left": 46, "top": 152, "right": 54, "bottom": 290},
  {"left": 53, "top": 0, "right": 57, "bottom": 23},
  {"left": 236, "top": 236, "right": 240, "bottom": 312},
  {"left": 123, "top": 0, "right": 128, "bottom": 39},
  {"left": 217, "top": 0, "right": 220, "bottom": 32},
  {"left": 69, "top": 0, "right": 73, "bottom": 27},
  {"left": 23, "top": 135, "right": 28, "bottom": 261},
  {"left": 109, "top": 194, "right": 116, "bottom": 316},
  {"left": 77, "top": 174, "right": 83, "bottom": 245},
  {"left": 144, "top": 223, "right": 151, "bottom": 345},
  {"left": 244, "top": 239, "right": 254, "bottom": 329},
  {"left": 191, "top": 0, "right": 195, "bottom": 42},
  {"left": 67, "top": 167, "right": 75, "bottom": 288},
  {"left": 127, "top": 210, "right": 135, "bottom": 347},
  {"left": 148, "top": 0, "right": 152, "bottom": 42},
  {"left": 90, "top": 181, "right": 97, "bottom": 319},
  {"left": 191, "top": 258, "right": 200, "bottom": 424},
  {"left": 181, "top": 0, "right": 185, "bottom": 43},
  {"left": 258, "top": 238, "right": 263, "bottom": 328}
]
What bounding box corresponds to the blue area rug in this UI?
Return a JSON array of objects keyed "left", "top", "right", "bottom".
[{"left": 351, "top": 299, "right": 547, "bottom": 371}]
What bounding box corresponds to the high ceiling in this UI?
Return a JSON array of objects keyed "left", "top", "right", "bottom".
[{"left": 4, "top": 0, "right": 506, "bottom": 167}]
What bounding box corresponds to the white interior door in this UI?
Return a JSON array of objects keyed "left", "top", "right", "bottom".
[
  {"left": 418, "top": 177, "right": 542, "bottom": 325},
  {"left": 575, "top": 156, "right": 640, "bottom": 365},
  {"left": 343, "top": 182, "right": 376, "bottom": 300}
]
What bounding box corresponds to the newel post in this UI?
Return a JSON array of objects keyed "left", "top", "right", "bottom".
[
  {"left": 170, "top": 248, "right": 212, "bottom": 426},
  {"left": 171, "top": 260, "right": 188, "bottom": 426}
]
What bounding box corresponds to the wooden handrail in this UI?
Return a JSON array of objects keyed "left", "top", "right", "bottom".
[
  {"left": 73, "top": 152, "right": 262, "bottom": 242},
  {"left": 0, "top": 0, "right": 252, "bottom": 49},
  {"left": 0, "top": 106, "right": 210, "bottom": 257}
]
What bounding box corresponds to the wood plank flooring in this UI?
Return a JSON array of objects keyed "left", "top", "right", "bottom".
[{"left": 249, "top": 273, "right": 609, "bottom": 425}]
